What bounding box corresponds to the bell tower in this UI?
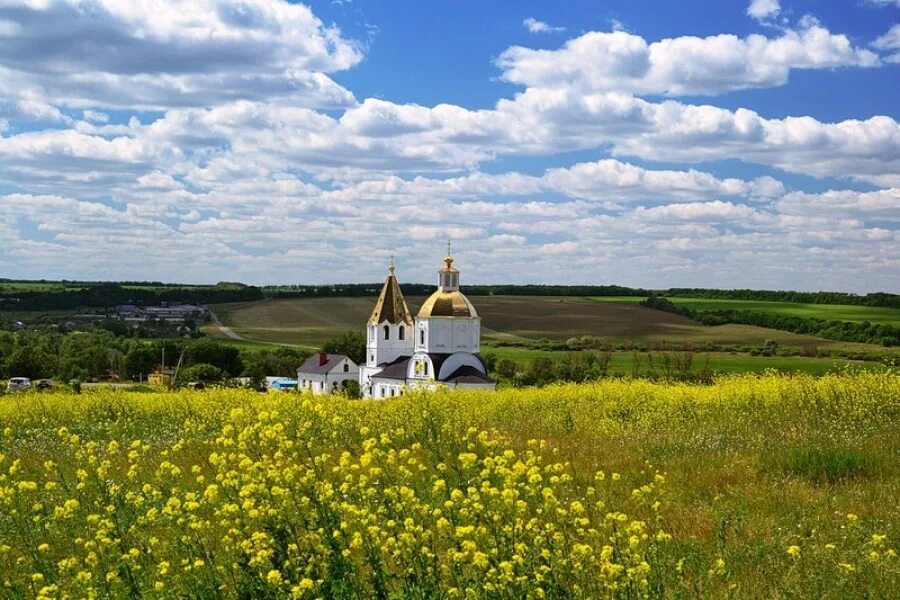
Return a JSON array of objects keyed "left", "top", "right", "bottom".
[{"left": 364, "top": 258, "right": 414, "bottom": 369}]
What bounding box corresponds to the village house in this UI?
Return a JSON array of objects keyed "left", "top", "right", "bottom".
[{"left": 296, "top": 352, "right": 359, "bottom": 395}]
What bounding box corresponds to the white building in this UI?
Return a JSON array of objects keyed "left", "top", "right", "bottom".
[
  {"left": 361, "top": 251, "right": 495, "bottom": 398},
  {"left": 297, "top": 353, "right": 359, "bottom": 395}
]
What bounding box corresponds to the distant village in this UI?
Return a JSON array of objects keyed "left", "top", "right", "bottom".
[{"left": 75, "top": 303, "right": 210, "bottom": 323}]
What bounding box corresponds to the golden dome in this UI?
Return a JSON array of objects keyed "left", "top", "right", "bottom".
[{"left": 417, "top": 290, "right": 478, "bottom": 318}]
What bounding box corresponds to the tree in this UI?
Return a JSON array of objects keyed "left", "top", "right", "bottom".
[
  {"left": 58, "top": 331, "right": 116, "bottom": 380},
  {"left": 179, "top": 363, "right": 224, "bottom": 383},
  {"left": 186, "top": 340, "right": 243, "bottom": 376},
  {"left": 495, "top": 359, "right": 518, "bottom": 381},
  {"left": 4, "top": 331, "right": 59, "bottom": 379},
  {"left": 125, "top": 344, "right": 160, "bottom": 380},
  {"left": 322, "top": 330, "right": 366, "bottom": 365}
]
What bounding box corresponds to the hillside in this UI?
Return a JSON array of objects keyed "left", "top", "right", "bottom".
[{"left": 207, "top": 296, "right": 874, "bottom": 350}]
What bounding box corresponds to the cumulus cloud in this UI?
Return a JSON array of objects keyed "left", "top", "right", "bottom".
[
  {"left": 523, "top": 17, "right": 565, "bottom": 34},
  {"left": 0, "top": 2, "right": 896, "bottom": 291},
  {"left": 873, "top": 24, "right": 900, "bottom": 62},
  {"left": 498, "top": 25, "right": 879, "bottom": 96},
  {"left": 747, "top": 0, "right": 780, "bottom": 22},
  {"left": 0, "top": 0, "right": 360, "bottom": 110}
]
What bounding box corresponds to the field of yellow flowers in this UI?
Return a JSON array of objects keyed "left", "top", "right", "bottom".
[{"left": 0, "top": 372, "right": 897, "bottom": 598}]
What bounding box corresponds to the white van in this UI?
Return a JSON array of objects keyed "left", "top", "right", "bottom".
[{"left": 6, "top": 377, "right": 32, "bottom": 391}]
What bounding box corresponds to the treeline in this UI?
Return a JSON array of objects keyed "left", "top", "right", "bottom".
[
  {"left": 692, "top": 310, "right": 900, "bottom": 347},
  {"left": 265, "top": 283, "right": 898, "bottom": 307},
  {"left": 0, "top": 330, "right": 308, "bottom": 384},
  {"left": 487, "top": 350, "right": 714, "bottom": 387},
  {"left": 637, "top": 293, "right": 900, "bottom": 347},
  {"left": 0, "top": 282, "right": 263, "bottom": 311},
  {"left": 264, "top": 283, "right": 650, "bottom": 299},
  {"left": 666, "top": 288, "right": 900, "bottom": 308}
]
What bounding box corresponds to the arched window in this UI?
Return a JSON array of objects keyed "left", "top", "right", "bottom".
[
  {"left": 398, "top": 325, "right": 405, "bottom": 340},
  {"left": 423, "top": 361, "right": 429, "bottom": 376},
  {"left": 383, "top": 325, "right": 390, "bottom": 340},
  {"left": 420, "top": 329, "right": 425, "bottom": 345},
  {"left": 343, "top": 363, "right": 349, "bottom": 372}
]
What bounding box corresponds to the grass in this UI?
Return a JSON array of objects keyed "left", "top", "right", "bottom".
[
  {"left": 211, "top": 296, "right": 889, "bottom": 351},
  {"left": 766, "top": 445, "right": 880, "bottom": 483},
  {"left": 591, "top": 296, "right": 900, "bottom": 325},
  {"left": 0, "top": 372, "right": 896, "bottom": 597}
]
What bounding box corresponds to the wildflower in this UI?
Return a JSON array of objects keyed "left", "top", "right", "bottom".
[
  {"left": 266, "top": 570, "right": 283, "bottom": 585},
  {"left": 708, "top": 557, "right": 727, "bottom": 577},
  {"left": 292, "top": 578, "right": 315, "bottom": 596}
]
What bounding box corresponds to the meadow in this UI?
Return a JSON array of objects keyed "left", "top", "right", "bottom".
[
  {"left": 208, "top": 297, "right": 895, "bottom": 350},
  {"left": 0, "top": 372, "right": 897, "bottom": 598}
]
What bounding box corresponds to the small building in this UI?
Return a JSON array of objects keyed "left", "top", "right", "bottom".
[
  {"left": 148, "top": 371, "right": 172, "bottom": 386},
  {"left": 270, "top": 379, "right": 298, "bottom": 392},
  {"left": 297, "top": 353, "right": 359, "bottom": 395}
]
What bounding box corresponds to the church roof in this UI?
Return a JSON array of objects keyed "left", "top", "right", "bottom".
[
  {"left": 368, "top": 268, "right": 413, "bottom": 325},
  {"left": 371, "top": 356, "right": 411, "bottom": 380},
  {"left": 443, "top": 365, "right": 494, "bottom": 384},
  {"left": 297, "top": 353, "right": 351, "bottom": 375},
  {"left": 417, "top": 290, "right": 478, "bottom": 318}
]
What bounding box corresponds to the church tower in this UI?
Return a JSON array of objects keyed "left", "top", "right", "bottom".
[
  {"left": 414, "top": 244, "right": 481, "bottom": 356},
  {"left": 359, "top": 260, "right": 414, "bottom": 395},
  {"left": 406, "top": 244, "right": 487, "bottom": 386}
]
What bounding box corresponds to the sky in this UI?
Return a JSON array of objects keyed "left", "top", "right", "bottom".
[{"left": 0, "top": 0, "right": 898, "bottom": 292}]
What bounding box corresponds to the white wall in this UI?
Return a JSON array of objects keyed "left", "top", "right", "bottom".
[
  {"left": 367, "top": 320, "right": 414, "bottom": 368},
  {"left": 298, "top": 357, "right": 359, "bottom": 396},
  {"left": 415, "top": 317, "right": 480, "bottom": 354}
]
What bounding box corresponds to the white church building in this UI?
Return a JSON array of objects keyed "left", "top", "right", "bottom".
[{"left": 359, "top": 250, "right": 496, "bottom": 398}]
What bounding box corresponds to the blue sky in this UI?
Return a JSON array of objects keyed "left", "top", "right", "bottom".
[{"left": 0, "top": 0, "right": 897, "bottom": 291}]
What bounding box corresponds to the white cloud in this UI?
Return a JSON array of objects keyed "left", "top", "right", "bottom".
[
  {"left": 0, "top": 2, "right": 896, "bottom": 291},
  {"left": 498, "top": 25, "right": 879, "bottom": 97},
  {"left": 523, "top": 17, "right": 565, "bottom": 34},
  {"left": 0, "top": 0, "right": 361, "bottom": 110},
  {"left": 634, "top": 200, "right": 759, "bottom": 222},
  {"left": 873, "top": 24, "right": 900, "bottom": 50},
  {"left": 747, "top": 0, "right": 780, "bottom": 22},
  {"left": 82, "top": 110, "right": 109, "bottom": 124}
]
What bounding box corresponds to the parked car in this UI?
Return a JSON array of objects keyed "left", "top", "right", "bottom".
[
  {"left": 6, "top": 377, "right": 32, "bottom": 391},
  {"left": 36, "top": 379, "right": 54, "bottom": 390}
]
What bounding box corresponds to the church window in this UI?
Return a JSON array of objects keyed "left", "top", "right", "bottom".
[
  {"left": 383, "top": 325, "right": 390, "bottom": 340},
  {"left": 424, "top": 361, "right": 429, "bottom": 376},
  {"left": 399, "top": 325, "right": 405, "bottom": 340},
  {"left": 370, "top": 353, "right": 374, "bottom": 363},
  {"left": 343, "top": 363, "right": 349, "bottom": 372},
  {"left": 420, "top": 329, "right": 425, "bottom": 345}
]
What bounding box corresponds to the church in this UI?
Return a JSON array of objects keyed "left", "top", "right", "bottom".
[{"left": 359, "top": 248, "right": 496, "bottom": 398}]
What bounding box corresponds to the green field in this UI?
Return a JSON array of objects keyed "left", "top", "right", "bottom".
[
  {"left": 208, "top": 296, "right": 891, "bottom": 353},
  {"left": 592, "top": 296, "right": 900, "bottom": 325}
]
